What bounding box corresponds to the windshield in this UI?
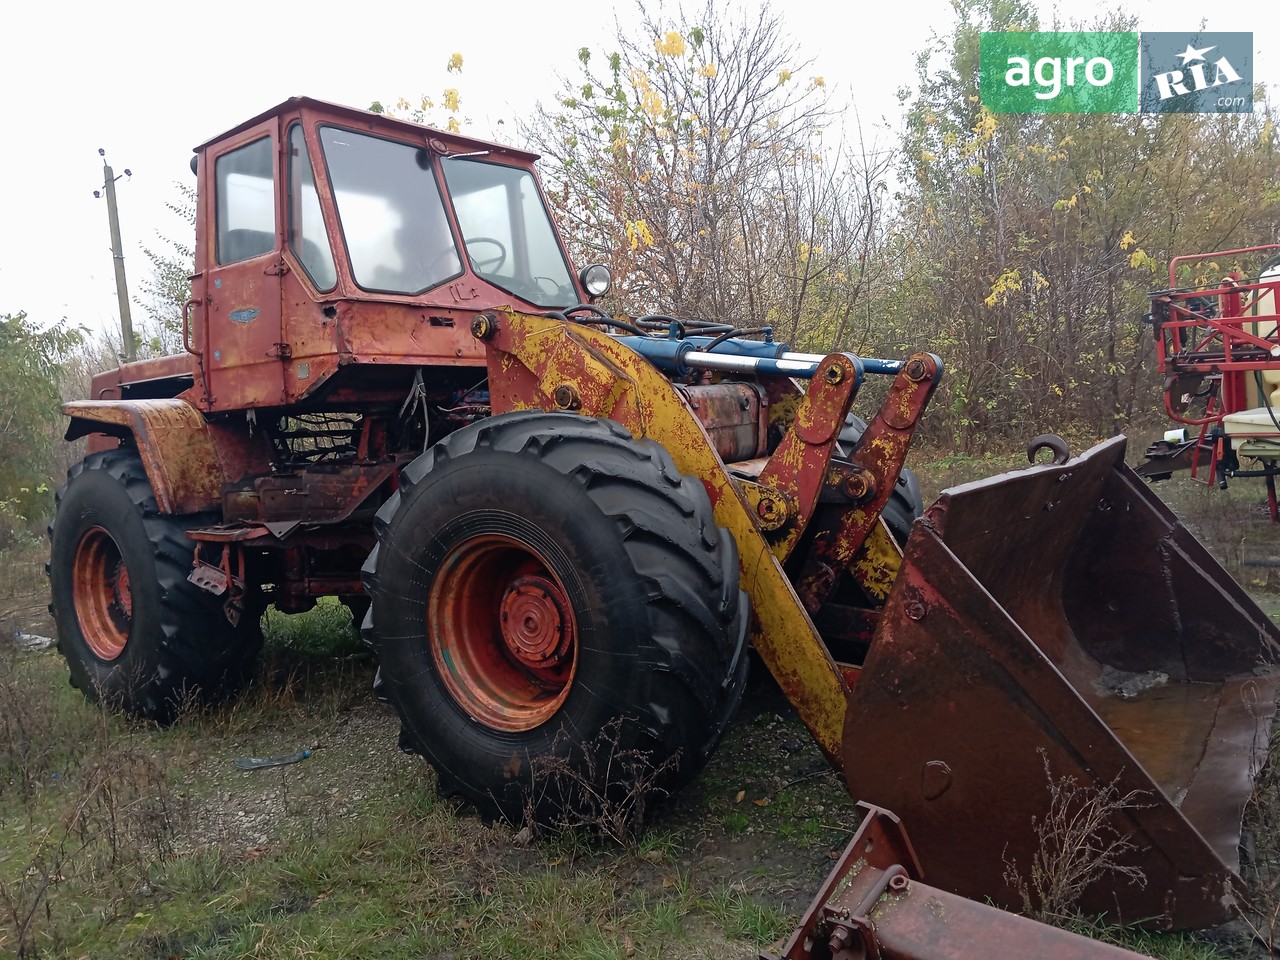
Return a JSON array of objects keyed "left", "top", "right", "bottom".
[
  {"left": 319, "top": 126, "right": 462, "bottom": 295},
  {"left": 441, "top": 157, "right": 576, "bottom": 308}
]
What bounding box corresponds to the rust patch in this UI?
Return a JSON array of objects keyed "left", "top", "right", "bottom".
[{"left": 63, "top": 399, "right": 224, "bottom": 513}]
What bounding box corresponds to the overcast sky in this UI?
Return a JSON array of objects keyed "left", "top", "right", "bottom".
[{"left": 0, "top": 0, "right": 1271, "bottom": 342}]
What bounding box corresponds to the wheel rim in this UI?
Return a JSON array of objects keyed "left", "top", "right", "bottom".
[
  {"left": 72, "top": 526, "right": 132, "bottom": 661},
  {"left": 428, "top": 534, "right": 578, "bottom": 731}
]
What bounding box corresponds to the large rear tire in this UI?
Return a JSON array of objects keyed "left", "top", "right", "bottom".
[
  {"left": 362, "top": 412, "right": 750, "bottom": 825},
  {"left": 48, "top": 449, "right": 262, "bottom": 722}
]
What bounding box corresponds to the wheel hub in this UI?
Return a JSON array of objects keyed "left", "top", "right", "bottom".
[
  {"left": 71, "top": 525, "right": 132, "bottom": 661},
  {"left": 500, "top": 575, "right": 570, "bottom": 667},
  {"left": 428, "top": 533, "right": 580, "bottom": 732}
]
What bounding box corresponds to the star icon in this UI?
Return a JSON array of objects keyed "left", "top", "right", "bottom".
[{"left": 1177, "top": 42, "right": 1216, "bottom": 64}]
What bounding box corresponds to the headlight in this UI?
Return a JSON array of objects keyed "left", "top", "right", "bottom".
[{"left": 580, "top": 264, "right": 612, "bottom": 298}]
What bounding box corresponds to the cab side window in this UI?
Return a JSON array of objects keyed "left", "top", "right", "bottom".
[
  {"left": 216, "top": 137, "right": 275, "bottom": 265},
  {"left": 288, "top": 126, "right": 337, "bottom": 291}
]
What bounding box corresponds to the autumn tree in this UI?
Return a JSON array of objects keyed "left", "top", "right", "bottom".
[
  {"left": 0, "top": 312, "right": 81, "bottom": 543},
  {"left": 881, "top": 0, "right": 1278, "bottom": 450},
  {"left": 525, "top": 1, "right": 891, "bottom": 342},
  {"left": 136, "top": 183, "right": 197, "bottom": 357}
]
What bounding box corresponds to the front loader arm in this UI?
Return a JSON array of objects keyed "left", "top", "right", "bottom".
[{"left": 475, "top": 309, "right": 937, "bottom": 770}]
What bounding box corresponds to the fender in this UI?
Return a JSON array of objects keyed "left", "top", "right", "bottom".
[{"left": 63, "top": 399, "right": 256, "bottom": 514}]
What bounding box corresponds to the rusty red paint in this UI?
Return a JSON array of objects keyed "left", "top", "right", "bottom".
[
  {"left": 57, "top": 94, "right": 1279, "bottom": 942},
  {"left": 252, "top": 463, "right": 399, "bottom": 524},
  {"left": 428, "top": 533, "right": 578, "bottom": 731},
  {"left": 769, "top": 804, "right": 1151, "bottom": 960},
  {"left": 64, "top": 399, "right": 225, "bottom": 513},
  {"left": 755, "top": 353, "right": 863, "bottom": 555},
  {"left": 183, "top": 99, "right": 565, "bottom": 415},
  {"left": 845, "top": 436, "right": 1279, "bottom": 929},
  {"left": 795, "top": 353, "right": 941, "bottom": 612},
  {"left": 676, "top": 382, "right": 769, "bottom": 462},
  {"left": 72, "top": 526, "right": 131, "bottom": 661}
]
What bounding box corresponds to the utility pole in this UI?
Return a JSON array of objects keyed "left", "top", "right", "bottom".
[{"left": 95, "top": 149, "right": 135, "bottom": 362}]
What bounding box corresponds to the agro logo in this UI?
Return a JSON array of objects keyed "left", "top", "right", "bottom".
[
  {"left": 1140, "top": 33, "right": 1253, "bottom": 113},
  {"left": 979, "top": 33, "right": 1138, "bottom": 114}
]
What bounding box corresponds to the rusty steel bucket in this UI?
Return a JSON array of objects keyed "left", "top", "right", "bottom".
[{"left": 845, "top": 435, "right": 1280, "bottom": 929}]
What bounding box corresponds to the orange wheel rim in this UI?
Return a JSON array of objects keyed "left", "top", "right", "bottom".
[
  {"left": 72, "top": 526, "right": 132, "bottom": 661},
  {"left": 428, "top": 534, "right": 578, "bottom": 731}
]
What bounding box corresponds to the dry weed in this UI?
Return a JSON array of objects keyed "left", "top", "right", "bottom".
[
  {"left": 1003, "top": 749, "right": 1149, "bottom": 924},
  {"left": 523, "top": 716, "right": 680, "bottom": 846},
  {"left": 0, "top": 655, "right": 183, "bottom": 957}
]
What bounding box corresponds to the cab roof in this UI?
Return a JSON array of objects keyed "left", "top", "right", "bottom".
[{"left": 192, "top": 96, "right": 540, "bottom": 163}]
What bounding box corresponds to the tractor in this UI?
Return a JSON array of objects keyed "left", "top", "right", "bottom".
[{"left": 50, "top": 99, "right": 1280, "bottom": 950}]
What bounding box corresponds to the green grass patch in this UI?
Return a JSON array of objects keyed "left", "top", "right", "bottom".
[{"left": 261, "top": 597, "right": 363, "bottom": 657}]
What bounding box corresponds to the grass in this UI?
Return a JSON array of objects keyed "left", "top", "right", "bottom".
[
  {"left": 5, "top": 439, "right": 1280, "bottom": 958},
  {"left": 0, "top": 565, "right": 824, "bottom": 958}
]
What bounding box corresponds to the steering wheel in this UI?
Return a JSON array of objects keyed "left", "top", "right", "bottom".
[{"left": 465, "top": 237, "right": 507, "bottom": 273}]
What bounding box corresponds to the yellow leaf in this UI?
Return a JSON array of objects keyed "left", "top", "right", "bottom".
[
  {"left": 655, "top": 31, "right": 686, "bottom": 57},
  {"left": 443, "top": 88, "right": 460, "bottom": 112},
  {"left": 641, "top": 91, "right": 662, "bottom": 119},
  {"left": 699, "top": 63, "right": 717, "bottom": 78},
  {"left": 752, "top": 798, "right": 771, "bottom": 807},
  {"left": 735, "top": 790, "right": 745, "bottom": 803},
  {"left": 625, "top": 219, "right": 654, "bottom": 251},
  {"left": 778, "top": 68, "right": 792, "bottom": 84},
  {"left": 447, "top": 52, "right": 463, "bottom": 73}
]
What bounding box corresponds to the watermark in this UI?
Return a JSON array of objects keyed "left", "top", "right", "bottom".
[
  {"left": 980, "top": 30, "right": 1253, "bottom": 114},
  {"left": 1139, "top": 32, "right": 1253, "bottom": 113},
  {"left": 980, "top": 32, "right": 1138, "bottom": 113}
]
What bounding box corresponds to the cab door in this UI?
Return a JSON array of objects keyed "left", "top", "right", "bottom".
[{"left": 202, "top": 123, "right": 286, "bottom": 410}]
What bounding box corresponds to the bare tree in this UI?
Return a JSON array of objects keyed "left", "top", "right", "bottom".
[{"left": 524, "top": 0, "right": 889, "bottom": 343}]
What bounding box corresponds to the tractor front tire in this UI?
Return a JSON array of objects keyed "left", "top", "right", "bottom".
[
  {"left": 48, "top": 449, "right": 262, "bottom": 722},
  {"left": 362, "top": 412, "right": 750, "bottom": 826}
]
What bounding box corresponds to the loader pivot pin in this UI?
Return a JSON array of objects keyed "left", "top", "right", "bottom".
[
  {"left": 553, "top": 385, "right": 582, "bottom": 410},
  {"left": 471, "top": 312, "right": 498, "bottom": 340}
]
